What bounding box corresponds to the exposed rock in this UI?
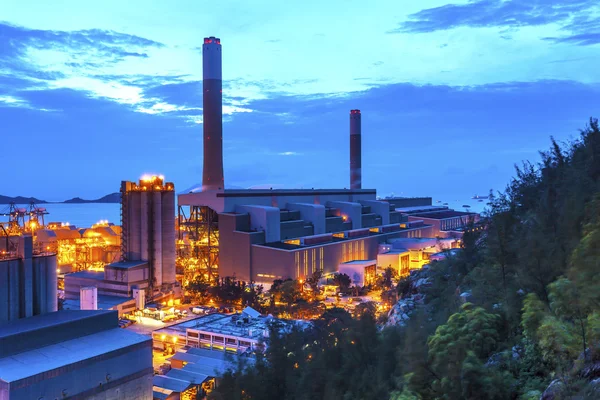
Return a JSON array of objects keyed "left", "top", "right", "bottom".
[
  {"left": 459, "top": 291, "right": 473, "bottom": 304},
  {"left": 541, "top": 379, "right": 565, "bottom": 400},
  {"left": 512, "top": 345, "right": 523, "bottom": 361},
  {"left": 580, "top": 362, "right": 600, "bottom": 380}
]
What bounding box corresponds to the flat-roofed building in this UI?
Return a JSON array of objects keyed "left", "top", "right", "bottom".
[{"left": 0, "top": 310, "right": 153, "bottom": 400}]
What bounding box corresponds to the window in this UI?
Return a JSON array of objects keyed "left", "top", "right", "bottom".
[
  {"left": 320, "top": 248, "right": 324, "bottom": 271},
  {"left": 226, "top": 338, "right": 236, "bottom": 344},
  {"left": 213, "top": 336, "right": 224, "bottom": 343}
]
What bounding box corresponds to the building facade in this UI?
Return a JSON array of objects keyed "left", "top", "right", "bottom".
[{"left": 0, "top": 310, "right": 153, "bottom": 400}]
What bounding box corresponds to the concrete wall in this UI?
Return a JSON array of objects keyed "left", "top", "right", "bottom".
[
  {"left": 280, "top": 220, "right": 307, "bottom": 240},
  {"left": 218, "top": 213, "right": 265, "bottom": 282},
  {"left": 360, "top": 200, "right": 390, "bottom": 225},
  {"left": 286, "top": 203, "right": 326, "bottom": 235},
  {"left": 327, "top": 201, "right": 362, "bottom": 230},
  {"left": 6, "top": 341, "right": 153, "bottom": 400},
  {"left": 235, "top": 205, "right": 281, "bottom": 243}
]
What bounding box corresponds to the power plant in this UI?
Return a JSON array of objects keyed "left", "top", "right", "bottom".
[
  {"left": 177, "top": 37, "right": 479, "bottom": 286},
  {"left": 1, "top": 35, "right": 479, "bottom": 321}
]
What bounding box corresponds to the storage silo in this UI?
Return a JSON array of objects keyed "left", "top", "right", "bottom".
[
  {"left": 161, "top": 190, "right": 176, "bottom": 284},
  {"left": 152, "top": 191, "right": 163, "bottom": 287}
]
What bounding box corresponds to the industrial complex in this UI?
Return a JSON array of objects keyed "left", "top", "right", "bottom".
[
  {"left": 176, "top": 36, "right": 479, "bottom": 287},
  {"left": 0, "top": 34, "right": 482, "bottom": 400}
]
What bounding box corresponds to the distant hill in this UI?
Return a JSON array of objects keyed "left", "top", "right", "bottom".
[
  {"left": 0, "top": 195, "right": 47, "bottom": 204},
  {"left": 63, "top": 193, "right": 121, "bottom": 204}
]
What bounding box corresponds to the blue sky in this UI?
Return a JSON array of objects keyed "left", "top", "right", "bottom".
[{"left": 1, "top": 0, "right": 600, "bottom": 201}]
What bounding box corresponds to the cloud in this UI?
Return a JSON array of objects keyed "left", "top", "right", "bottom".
[
  {"left": 278, "top": 151, "right": 302, "bottom": 156},
  {"left": 543, "top": 32, "right": 600, "bottom": 45},
  {"left": 388, "top": 0, "right": 599, "bottom": 43}
]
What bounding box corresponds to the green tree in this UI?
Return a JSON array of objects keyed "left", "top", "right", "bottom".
[
  {"left": 332, "top": 273, "right": 351, "bottom": 292},
  {"left": 427, "top": 303, "right": 501, "bottom": 398}
]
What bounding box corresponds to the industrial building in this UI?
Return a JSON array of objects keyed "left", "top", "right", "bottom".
[
  {"left": 0, "top": 310, "right": 153, "bottom": 400},
  {"left": 1, "top": 203, "right": 121, "bottom": 275},
  {"left": 177, "top": 37, "right": 479, "bottom": 286},
  {"left": 152, "top": 307, "right": 282, "bottom": 354},
  {"left": 63, "top": 176, "right": 179, "bottom": 314},
  {"left": 153, "top": 347, "right": 246, "bottom": 400},
  {"left": 36, "top": 221, "right": 121, "bottom": 274},
  {"left": 0, "top": 235, "right": 57, "bottom": 324}
]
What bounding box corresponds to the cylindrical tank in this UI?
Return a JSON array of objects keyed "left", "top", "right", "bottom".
[
  {"left": 140, "top": 191, "right": 149, "bottom": 261},
  {"left": 8, "top": 259, "right": 20, "bottom": 320},
  {"left": 46, "top": 255, "right": 58, "bottom": 312},
  {"left": 128, "top": 191, "right": 141, "bottom": 260},
  {"left": 202, "top": 36, "right": 224, "bottom": 191},
  {"left": 80, "top": 286, "right": 98, "bottom": 310},
  {"left": 350, "top": 109, "right": 362, "bottom": 190},
  {"left": 161, "top": 189, "right": 176, "bottom": 284},
  {"left": 152, "top": 191, "right": 163, "bottom": 287},
  {"left": 34, "top": 256, "right": 47, "bottom": 315}
]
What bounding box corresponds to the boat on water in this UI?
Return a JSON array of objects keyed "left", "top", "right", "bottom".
[{"left": 472, "top": 194, "right": 489, "bottom": 200}]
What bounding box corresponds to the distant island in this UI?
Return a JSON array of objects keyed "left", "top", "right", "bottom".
[
  {"left": 0, "top": 195, "right": 47, "bottom": 204},
  {"left": 0, "top": 192, "right": 120, "bottom": 204}
]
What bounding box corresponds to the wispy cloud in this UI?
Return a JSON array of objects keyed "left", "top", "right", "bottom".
[
  {"left": 278, "top": 151, "right": 302, "bottom": 156},
  {"left": 389, "top": 0, "right": 598, "bottom": 33},
  {"left": 388, "top": 0, "right": 600, "bottom": 46}
]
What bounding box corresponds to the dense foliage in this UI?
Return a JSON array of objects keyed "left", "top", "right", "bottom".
[{"left": 209, "top": 119, "right": 600, "bottom": 399}]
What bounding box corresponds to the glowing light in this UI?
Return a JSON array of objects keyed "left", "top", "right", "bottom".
[
  {"left": 161, "top": 334, "right": 166, "bottom": 341},
  {"left": 172, "top": 337, "right": 178, "bottom": 344}
]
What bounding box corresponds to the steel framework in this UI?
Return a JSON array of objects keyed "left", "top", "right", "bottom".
[{"left": 177, "top": 205, "right": 219, "bottom": 284}]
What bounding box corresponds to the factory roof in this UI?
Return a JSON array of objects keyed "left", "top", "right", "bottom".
[
  {"left": 0, "top": 310, "right": 114, "bottom": 339},
  {"left": 166, "top": 368, "right": 209, "bottom": 384},
  {"left": 395, "top": 205, "right": 449, "bottom": 213},
  {"left": 258, "top": 224, "right": 433, "bottom": 251},
  {"left": 155, "top": 312, "right": 298, "bottom": 342},
  {"left": 410, "top": 210, "right": 477, "bottom": 219},
  {"left": 63, "top": 294, "right": 134, "bottom": 311},
  {"left": 184, "top": 187, "right": 377, "bottom": 196},
  {"left": 66, "top": 270, "right": 104, "bottom": 280},
  {"left": 0, "top": 327, "right": 149, "bottom": 382},
  {"left": 340, "top": 260, "right": 377, "bottom": 266},
  {"left": 152, "top": 388, "right": 174, "bottom": 400},
  {"left": 153, "top": 375, "right": 193, "bottom": 393},
  {"left": 106, "top": 260, "right": 148, "bottom": 269}
]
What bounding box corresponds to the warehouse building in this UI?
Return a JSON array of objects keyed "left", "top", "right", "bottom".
[{"left": 0, "top": 310, "right": 153, "bottom": 399}]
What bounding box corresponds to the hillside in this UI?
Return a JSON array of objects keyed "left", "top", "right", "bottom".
[
  {"left": 63, "top": 193, "right": 120, "bottom": 204},
  {"left": 0, "top": 195, "right": 47, "bottom": 204}
]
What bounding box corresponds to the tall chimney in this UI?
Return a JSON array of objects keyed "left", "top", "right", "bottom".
[
  {"left": 350, "top": 109, "right": 361, "bottom": 190},
  {"left": 202, "top": 36, "right": 224, "bottom": 191}
]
